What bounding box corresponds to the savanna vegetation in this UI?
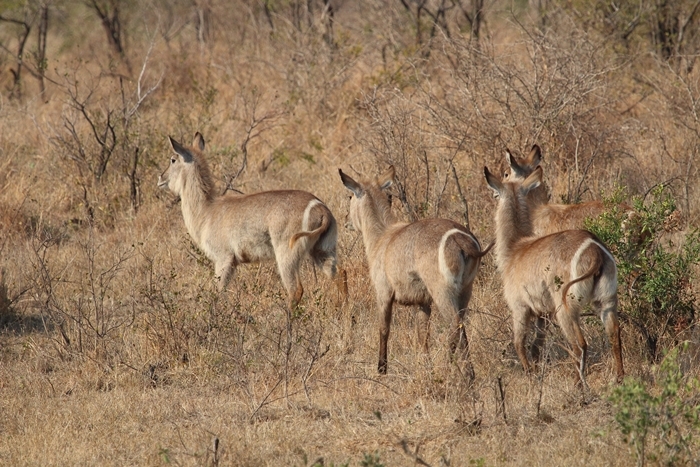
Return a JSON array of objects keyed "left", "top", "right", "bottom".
[{"left": 1, "top": 0, "right": 700, "bottom": 465}]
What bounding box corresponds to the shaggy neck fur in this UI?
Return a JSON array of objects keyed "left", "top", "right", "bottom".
[
  {"left": 494, "top": 184, "right": 535, "bottom": 269},
  {"left": 179, "top": 153, "right": 216, "bottom": 242},
  {"left": 355, "top": 184, "right": 396, "bottom": 256}
]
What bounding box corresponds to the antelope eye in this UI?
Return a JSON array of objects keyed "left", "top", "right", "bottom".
[{"left": 171, "top": 157, "right": 176, "bottom": 164}]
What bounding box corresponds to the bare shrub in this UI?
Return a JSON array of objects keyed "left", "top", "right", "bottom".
[
  {"left": 634, "top": 58, "right": 700, "bottom": 220},
  {"left": 560, "top": 0, "right": 700, "bottom": 71},
  {"left": 0, "top": 2, "right": 49, "bottom": 99},
  {"left": 42, "top": 45, "right": 162, "bottom": 222},
  {"left": 23, "top": 229, "right": 135, "bottom": 364},
  {"left": 356, "top": 86, "right": 473, "bottom": 225},
  {"left": 424, "top": 17, "right": 630, "bottom": 201}
]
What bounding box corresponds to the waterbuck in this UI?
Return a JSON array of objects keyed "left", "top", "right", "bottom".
[
  {"left": 158, "top": 132, "right": 338, "bottom": 310},
  {"left": 484, "top": 165, "right": 624, "bottom": 384},
  {"left": 504, "top": 145, "right": 641, "bottom": 240},
  {"left": 340, "top": 166, "right": 492, "bottom": 375}
]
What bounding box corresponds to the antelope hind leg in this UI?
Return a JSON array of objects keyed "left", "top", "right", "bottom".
[
  {"left": 597, "top": 298, "right": 625, "bottom": 383},
  {"left": 512, "top": 307, "right": 534, "bottom": 374},
  {"left": 417, "top": 303, "right": 431, "bottom": 352},
  {"left": 377, "top": 294, "right": 394, "bottom": 374}
]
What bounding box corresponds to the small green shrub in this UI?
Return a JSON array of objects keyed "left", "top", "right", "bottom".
[
  {"left": 360, "top": 452, "right": 384, "bottom": 467},
  {"left": 585, "top": 185, "right": 700, "bottom": 361},
  {"left": 609, "top": 346, "right": 700, "bottom": 467}
]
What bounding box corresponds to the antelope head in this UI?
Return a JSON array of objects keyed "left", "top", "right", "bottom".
[
  {"left": 158, "top": 132, "right": 206, "bottom": 196},
  {"left": 339, "top": 166, "right": 395, "bottom": 233},
  {"left": 485, "top": 164, "right": 543, "bottom": 202},
  {"left": 504, "top": 144, "right": 542, "bottom": 181}
]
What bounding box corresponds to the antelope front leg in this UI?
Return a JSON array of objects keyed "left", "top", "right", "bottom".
[
  {"left": 609, "top": 318, "right": 624, "bottom": 384},
  {"left": 530, "top": 316, "right": 547, "bottom": 365},
  {"left": 333, "top": 268, "right": 349, "bottom": 308},
  {"left": 377, "top": 295, "right": 394, "bottom": 375},
  {"left": 215, "top": 256, "right": 236, "bottom": 292}
]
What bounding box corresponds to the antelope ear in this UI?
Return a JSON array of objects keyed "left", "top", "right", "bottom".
[
  {"left": 484, "top": 166, "right": 503, "bottom": 198},
  {"left": 378, "top": 165, "right": 395, "bottom": 190},
  {"left": 339, "top": 169, "right": 364, "bottom": 198},
  {"left": 506, "top": 150, "right": 529, "bottom": 180},
  {"left": 169, "top": 136, "right": 194, "bottom": 163},
  {"left": 525, "top": 144, "right": 542, "bottom": 168},
  {"left": 522, "top": 166, "right": 543, "bottom": 194},
  {"left": 193, "top": 132, "right": 205, "bottom": 151}
]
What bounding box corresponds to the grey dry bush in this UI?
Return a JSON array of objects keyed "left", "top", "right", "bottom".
[
  {"left": 423, "top": 19, "right": 628, "bottom": 202},
  {"left": 24, "top": 229, "right": 136, "bottom": 362},
  {"left": 639, "top": 57, "right": 700, "bottom": 216},
  {"left": 565, "top": 0, "right": 700, "bottom": 70},
  {"left": 357, "top": 86, "right": 473, "bottom": 226},
  {"left": 46, "top": 43, "right": 162, "bottom": 223}
]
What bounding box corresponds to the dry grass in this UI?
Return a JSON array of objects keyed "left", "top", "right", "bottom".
[{"left": 1, "top": 1, "right": 699, "bottom": 465}]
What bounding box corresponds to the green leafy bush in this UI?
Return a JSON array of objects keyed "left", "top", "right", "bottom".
[
  {"left": 609, "top": 346, "right": 700, "bottom": 467},
  {"left": 585, "top": 185, "right": 700, "bottom": 361}
]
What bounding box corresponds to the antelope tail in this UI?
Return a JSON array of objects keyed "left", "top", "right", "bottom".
[
  {"left": 561, "top": 246, "right": 603, "bottom": 312},
  {"left": 289, "top": 214, "right": 330, "bottom": 248},
  {"left": 478, "top": 240, "right": 495, "bottom": 257},
  {"left": 451, "top": 232, "right": 492, "bottom": 259}
]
